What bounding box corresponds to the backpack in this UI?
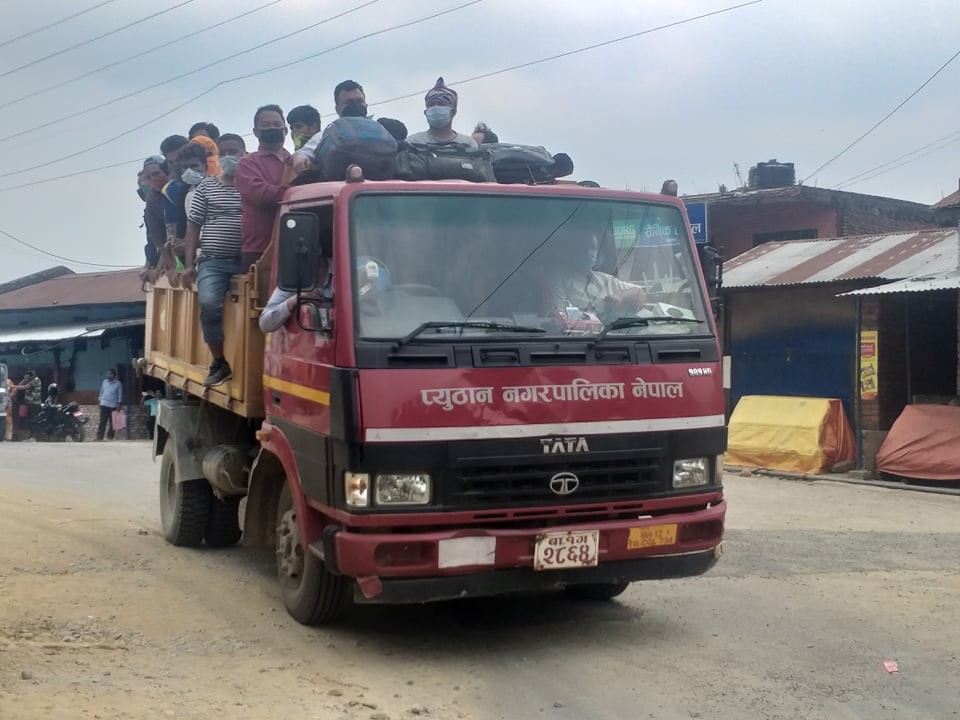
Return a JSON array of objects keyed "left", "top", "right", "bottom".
[
  {"left": 315, "top": 117, "right": 398, "bottom": 181},
  {"left": 395, "top": 142, "right": 495, "bottom": 183},
  {"left": 483, "top": 143, "right": 558, "bottom": 184}
]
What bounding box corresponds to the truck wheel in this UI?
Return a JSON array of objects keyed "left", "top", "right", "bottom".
[
  {"left": 565, "top": 582, "right": 630, "bottom": 601},
  {"left": 160, "top": 443, "right": 212, "bottom": 547},
  {"left": 205, "top": 496, "right": 242, "bottom": 548},
  {"left": 275, "top": 482, "right": 347, "bottom": 625}
]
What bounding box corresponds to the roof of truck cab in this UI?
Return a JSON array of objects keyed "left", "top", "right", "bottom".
[{"left": 282, "top": 179, "right": 683, "bottom": 207}]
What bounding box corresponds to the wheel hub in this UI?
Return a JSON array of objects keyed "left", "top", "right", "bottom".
[{"left": 276, "top": 508, "right": 304, "bottom": 580}]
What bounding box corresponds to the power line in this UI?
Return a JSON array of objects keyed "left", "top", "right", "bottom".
[
  {"left": 0, "top": 0, "right": 116, "bottom": 49},
  {"left": 831, "top": 128, "right": 960, "bottom": 189},
  {"left": 0, "top": 0, "right": 482, "bottom": 181},
  {"left": 0, "top": 0, "right": 289, "bottom": 111},
  {"left": 0, "top": 228, "right": 138, "bottom": 269},
  {"left": 363, "top": 0, "right": 766, "bottom": 113},
  {"left": 801, "top": 47, "right": 960, "bottom": 185},
  {"left": 0, "top": 0, "right": 198, "bottom": 81},
  {"left": 834, "top": 133, "right": 960, "bottom": 191},
  {"left": 0, "top": 0, "right": 759, "bottom": 192},
  {"left": 0, "top": 0, "right": 380, "bottom": 146}
]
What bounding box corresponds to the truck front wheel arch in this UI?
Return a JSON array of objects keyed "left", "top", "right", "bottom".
[{"left": 242, "top": 448, "right": 285, "bottom": 547}]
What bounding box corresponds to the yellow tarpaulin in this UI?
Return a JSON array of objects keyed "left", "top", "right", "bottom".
[{"left": 727, "top": 395, "right": 855, "bottom": 474}]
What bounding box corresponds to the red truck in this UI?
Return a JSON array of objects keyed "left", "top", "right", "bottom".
[{"left": 143, "top": 173, "right": 726, "bottom": 624}]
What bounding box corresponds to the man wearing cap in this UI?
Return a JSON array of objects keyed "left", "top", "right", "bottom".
[
  {"left": 407, "top": 77, "right": 477, "bottom": 148},
  {"left": 142, "top": 156, "right": 168, "bottom": 268}
]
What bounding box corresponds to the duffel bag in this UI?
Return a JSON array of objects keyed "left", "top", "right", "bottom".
[
  {"left": 396, "top": 142, "right": 495, "bottom": 183},
  {"left": 315, "top": 117, "right": 398, "bottom": 181},
  {"left": 483, "top": 143, "right": 557, "bottom": 184}
]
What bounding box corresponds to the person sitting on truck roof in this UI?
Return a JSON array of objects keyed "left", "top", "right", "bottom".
[
  {"left": 406, "top": 77, "right": 477, "bottom": 148},
  {"left": 189, "top": 133, "right": 221, "bottom": 176},
  {"left": 180, "top": 136, "right": 245, "bottom": 387},
  {"left": 545, "top": 233, "right": 646, "bottom": 323},
  {"left": 235, "top": 104, "right": 290, "bottom": 270},
  {"left": 188, "top": 122, "right": 220, "bottom": 142},
  {"left": 290, "top": 80, "right": 367, "bottom": 174},
  {"left": 471, "top": 122, "right": 498, "bottom": 145}
]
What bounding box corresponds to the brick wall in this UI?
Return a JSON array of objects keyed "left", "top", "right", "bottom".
[
  {"left": 710, "top": 200, "right": 838, "bottom": 260},
  {"left": 79, "top": 404, "right": 152, "bottom": 441},
  {"left": 837, "top": 193, "right": 935, "bottom": 236}
]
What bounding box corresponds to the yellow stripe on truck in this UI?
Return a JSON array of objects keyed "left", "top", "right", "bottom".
[{"left": 262, "top": 375, "right": 331, "bottom": 406}]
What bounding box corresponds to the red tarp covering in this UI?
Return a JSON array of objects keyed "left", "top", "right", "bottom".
[{"left": 876, "top": 404, "right": 960, "bottom": 481}]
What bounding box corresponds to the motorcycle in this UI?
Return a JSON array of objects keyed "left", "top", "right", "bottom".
[{"left": 32, "top": 401, "right": 87, "bottom": 442}]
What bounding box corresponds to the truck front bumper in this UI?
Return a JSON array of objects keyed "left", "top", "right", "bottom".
[{"left": 311, "top": 499, "right": 725, "bottom": 604}]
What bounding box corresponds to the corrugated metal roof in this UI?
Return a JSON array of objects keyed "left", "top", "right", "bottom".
[
  {"left": 0, "top": 268, "right": 144, "bottom": 310},
  {"left": 840, "top": 270, "right": 960, "bottom": 296},
  {"left": 932, "top": 189, "right": 960, "bottom": 210},
  {"left": 723, "top": 229, "right": 958, "bottom": 288},
  {"left": 0, "top": 324, "right": 106, "bottom": 345}
]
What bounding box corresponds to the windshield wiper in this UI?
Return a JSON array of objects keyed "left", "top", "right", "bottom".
[
  {"left": 395, "top": 321, "right": 546, "bottom": 348},
  {"left": 597, "top": 316, "right": 701, "bottom": 341}
]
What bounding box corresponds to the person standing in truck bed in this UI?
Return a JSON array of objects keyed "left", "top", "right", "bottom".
[
  {"left": 235, "top": 104, "right": 290, "bottom": 270},
  {"left": 181, "top": 135, "right": 245, "bottom": 387}
]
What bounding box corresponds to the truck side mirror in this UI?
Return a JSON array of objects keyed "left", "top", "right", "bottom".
[
  {"left": 277, "top": 213, "right": 321, "bottom": 293},
  {"left": 697, "top": 244, "right": 723, "bottom": 316}
]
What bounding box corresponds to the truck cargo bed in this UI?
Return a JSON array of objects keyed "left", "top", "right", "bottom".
[{"left": 144, "top": 266, "right": 266, "bottom": 418}]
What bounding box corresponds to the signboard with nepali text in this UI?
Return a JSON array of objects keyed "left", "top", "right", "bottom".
[
  {"left": 684, "top": 202, "right": 708, "bottom": 244},
  {"left": 860, "top": 330, "right": 879, "bottom": 400}
]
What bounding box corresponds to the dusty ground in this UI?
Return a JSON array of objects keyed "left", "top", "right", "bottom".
[{"left": 1, "top": 442, "right": 958, "bottom": 719}]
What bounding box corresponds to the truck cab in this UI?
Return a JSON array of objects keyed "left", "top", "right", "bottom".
[{"left": 146, "top": 176, "right": 726, "bottom": 625}]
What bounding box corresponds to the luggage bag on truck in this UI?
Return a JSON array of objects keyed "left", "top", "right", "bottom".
[
  {"left": 483, "top": 143, "right": 573, "bottom": 184},
  {"left": 315, "top": 117, "right": 398, "bottom": 181},
  {"left": 395, "top": 142, "right": 495, "bottom": 182}
]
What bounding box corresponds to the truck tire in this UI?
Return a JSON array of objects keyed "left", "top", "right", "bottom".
[
  {"left": 160, "top": 443, "right": 212, "bottom": 548},
  {"left": 205, "top": 496, "right": 243, "bottom": 548},
  {"left": 275, "top": 482, "right": 347, "bottom": 625},
  {"left": 565, "top": 582, "right": 630, "bottom": 601}
]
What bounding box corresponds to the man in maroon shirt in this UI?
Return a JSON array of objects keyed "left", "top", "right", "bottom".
[{"left": 235, "top": 104, "right": 290, "bottom": 269}]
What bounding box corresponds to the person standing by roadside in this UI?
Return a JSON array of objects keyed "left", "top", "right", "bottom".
[
  {"left": 12, "top": 370, "right": 42, "bottom": 440},
  {"left": 142, "top": 389, "right": 162, "bottom": 440},
  {"left": 235, "top": 104, "right": 290, "bottom": 270},
  {"left": 96, "top": 369, "right": 123, "bottom": 441}
]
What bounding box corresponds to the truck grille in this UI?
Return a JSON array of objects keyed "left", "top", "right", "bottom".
[{"left": 451, "top": 451, "right": 664, "bottom": 508}]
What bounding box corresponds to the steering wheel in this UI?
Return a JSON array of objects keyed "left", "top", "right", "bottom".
[{"left": 358, "top": 283, "right": 444, "bottom": 316}]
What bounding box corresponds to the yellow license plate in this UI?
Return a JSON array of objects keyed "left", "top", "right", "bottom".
[{"left": 627, "top": 524, "right": 678, "bottom": 550}]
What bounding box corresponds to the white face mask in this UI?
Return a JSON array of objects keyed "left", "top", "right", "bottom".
[
  {"left": 219, "top": 155, "right": 241, "bottom": 175},
  {"left": 181, "top": 168, "right": 204, "bottom": 185}
]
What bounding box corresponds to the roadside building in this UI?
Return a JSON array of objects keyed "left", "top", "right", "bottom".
[
  {"left": 682, "top": 159, "right": 935, "bottom": 260},
  {"left": 932, "top": 179, "right": 960, "bottom": 228},
  {"left": 721, "top": 228, "right": 959, "bottom": 473},
  {"left": 0, "top": 267, "right": 150, "bottom": 439}
]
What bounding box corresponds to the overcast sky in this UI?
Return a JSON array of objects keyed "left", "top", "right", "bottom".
[{"left": 0, "top": 0, "right": 957, "bottom": 282}]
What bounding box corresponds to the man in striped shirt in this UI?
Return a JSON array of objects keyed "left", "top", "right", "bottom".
[{"left": 182, "top": 134, "right": 247, "bottom": 387}]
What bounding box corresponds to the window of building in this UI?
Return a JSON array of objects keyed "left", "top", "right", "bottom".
[{"left": 752, "top": 229, "right": 818, "bottom": 247}]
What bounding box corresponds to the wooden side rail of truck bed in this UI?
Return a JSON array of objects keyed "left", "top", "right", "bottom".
[{"left": 143, "top": 262, "right": 268, "bottom": 419}]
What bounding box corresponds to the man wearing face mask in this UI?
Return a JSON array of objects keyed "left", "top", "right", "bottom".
[
  {"left": 407, "top": 77, "right": 477, "bottom": 148},
  {"left": 235, "top": 104, "right": 290, "bottom": 270},
  {"left": 546, "top": 233, "right": 646, "bottom": 323},
  {"left": 287, "top": 105, "right": 322, "bottom": 151},
  {"left": 181, "top": 134, "right": 246, "bottom": 387},
  {"left": 290, "top": 80, "right": 367, "bottom": 174}
]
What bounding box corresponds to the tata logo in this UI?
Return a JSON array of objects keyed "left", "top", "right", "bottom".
[
  {"left": 540, "top": 437, "right": 590, "bottom": 454},
  {"left": 549, "top": 472, "right": 580, "bottom": 496}
]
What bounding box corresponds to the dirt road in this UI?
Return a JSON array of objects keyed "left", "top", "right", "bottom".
[{"left": 1, "top": 442, "right": 958, "bottom": 719}]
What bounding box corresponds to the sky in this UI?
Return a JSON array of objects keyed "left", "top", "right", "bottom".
[{"left": 0, "top": 0, "right": 957, "bottom": 283}]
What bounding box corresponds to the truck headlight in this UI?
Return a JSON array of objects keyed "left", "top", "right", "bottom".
[
  {"left": 673, "top": 458, "right": 709, "bottom": 488},
  {"left": 344, "top": 472, "right": 369, "bottom": 507},
  {"left": 375, "top": 473, "right": 431, "bottom": 506}
]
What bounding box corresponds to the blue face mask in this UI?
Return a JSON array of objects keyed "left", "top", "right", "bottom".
[
  {"left": 181, "top": 168, "right": 204, "bottom": 186},
  {"left": 425, "top": 105, "right": 453, "bottom": 129}
]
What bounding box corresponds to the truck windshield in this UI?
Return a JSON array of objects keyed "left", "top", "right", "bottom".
[{"left": 351, "top": 193, "right": 711, "bottom": 341}]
